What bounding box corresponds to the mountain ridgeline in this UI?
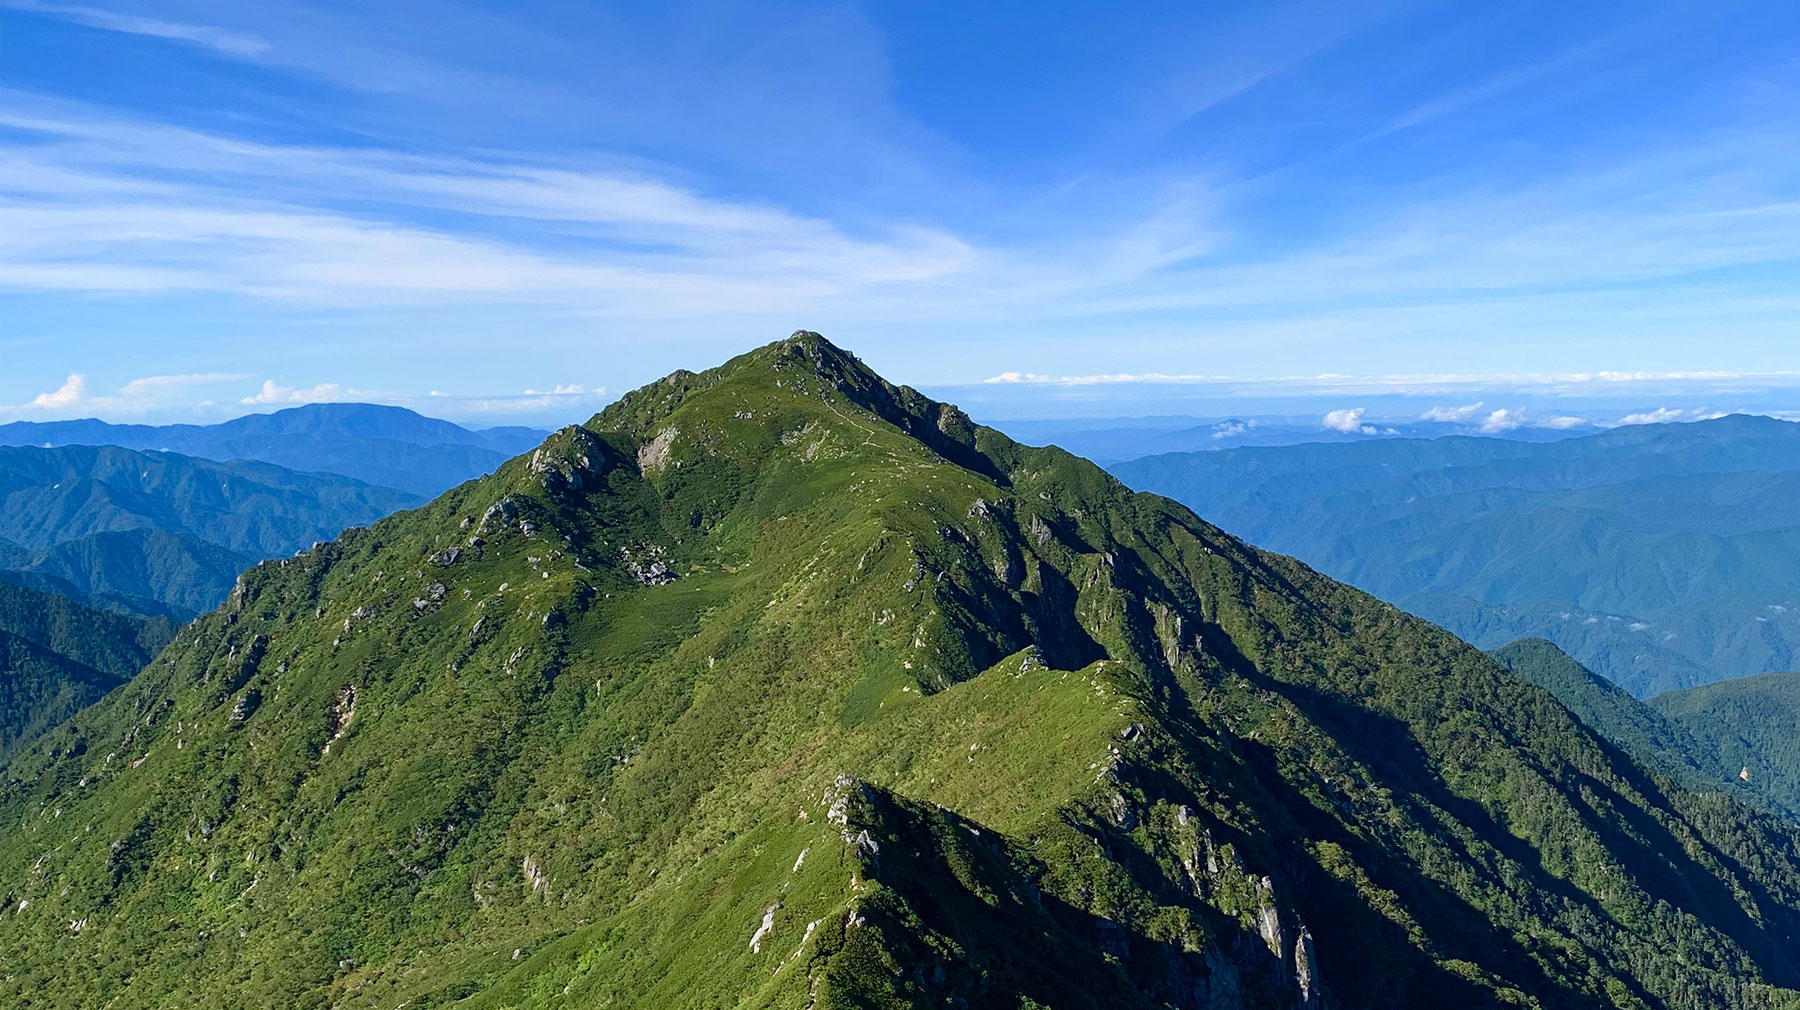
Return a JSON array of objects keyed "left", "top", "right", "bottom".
[
  {"left": 0, "top": 443, "right": 424, "bottom": 617},
  {"left": 0, "top": 402, "right": 546, "bottom": 496},
  {"left": 6, "top": 334, "right": 1800, "bottom": 1009}
]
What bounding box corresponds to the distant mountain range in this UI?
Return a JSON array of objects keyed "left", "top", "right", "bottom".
[
  {"left": 1114, "top": 414, "right": 1800, "bottom": 695},
  {"left": 0, "top": 404, "right": 544, "bottom": 765},
  {"left": 0, "top": 580, "right": 174, "bottom": 763},
  {"left": 0, "top": 443, "right": 424, "bottom": 617},
  {"left": 991, "top": 414, "right": 1583, "bottom": 466},
  {"left": 0, "top": 403, "right": 547, "bottom": 495}
]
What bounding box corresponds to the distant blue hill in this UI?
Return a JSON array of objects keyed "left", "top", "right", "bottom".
[
  {"left": 989, "top": 414, "right": 1581, "bottom": 465},
  {"left": 0, "top": 403, "right": 548, "bottom": 495},
  {"left": 1113, "top": 414, "right": 1800, "bottom": 695},
  {"left": 0, "top": 443, "right": 425, "bottom": 618}
]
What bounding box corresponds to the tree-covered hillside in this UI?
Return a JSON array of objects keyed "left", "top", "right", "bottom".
[
  {"left": 1651, "top": 673, "right": 1800, "bottom": 820},
  {"left": 0, "top": 580, "right": 174, "bottom": 762},
  {"left": 5, "top": 335, "right": 1800, "bottom": 1009},
  {"left": 1489, "top": 639, "right": 1785, "bottom": 814}
]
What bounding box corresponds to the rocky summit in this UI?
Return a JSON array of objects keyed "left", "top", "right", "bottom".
[{"left": 4, "top": 333, "right": 1800, "bottom": 1009}]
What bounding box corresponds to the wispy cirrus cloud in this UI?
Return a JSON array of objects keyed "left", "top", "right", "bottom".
[
  {"left": 0, "top": 96, "right": 978, "bottom": 314},
  {"left": 1421, "top": 402, "right": 1484, "bottom": 421},
  {"left": 6, "top": 81, "right": 1800, "bottom": 340},
  {"left": 2, "top": 1, "right": 271, "bottom": 57},
  {"left": 119, "top": 372, "right": 248, "bottom": 396},
  {"left": 5, "top": 6, "right": 1800, "bottom": 421}
]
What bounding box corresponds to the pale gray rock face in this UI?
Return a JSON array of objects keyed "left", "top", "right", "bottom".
[{"left": 620, "top": 544, "right": 676, "bottom": 585}]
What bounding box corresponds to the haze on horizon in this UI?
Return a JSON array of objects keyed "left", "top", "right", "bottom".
[{"left": 3, "top": 0, "right": 1799, "bottom": 428}]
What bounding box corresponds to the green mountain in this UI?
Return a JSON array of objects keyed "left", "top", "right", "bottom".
[
  {"left": 0, "top": 403, "right": 546, "bottom": 495},
  {"left": 0, "top": 444, "right": 423, "bottom": 617},
  {"left": 1489, "top": 639, "right": 1800, "bottom": 824},
  {"left": 1111, "top": 418, "right": 1800, "bottom": 695},
  {"left": 0, "top": 581, "right": 175, "bottom": 763},
  {"left": 1651, "top": 673, "right": 1800, "bottom": 820},
  {"left": 1488, "top": 639, "right": 1780, "bottom": 813},
  {"left": 7, "top": 334, "right": 1800, "bottom": 1008}
]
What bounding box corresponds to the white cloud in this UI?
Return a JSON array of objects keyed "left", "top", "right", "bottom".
[
  {"left": 1322, "top": 408, "right": 1376, "bottom": 434},
  {"left": 982, "top": 370, "right": 1216, "bottom": 386},
  {"left": 4, "top": 370, "right": 261, "bottom": 418},
  {"left": 29, "top": 373, "right": 86, "bottom": 409},
  {"left": 1211, "top": 420, "right": 1249, "bottom": 439},
  {"left": 1478, "top": 409, "right": 1524, "bottom": 433},
  {"left": 1614, "top": 407, "right": 1727, "bottom": 426},
  {"left": 1619, "top": 406, "right": 1685, "bottom": 425},
  {"left": 1421, "top": 402, "right": 1484, "bottom": 422},
  {"left": 242, "top": 380, "right": 345, "bottom": 405},
  {"left": 1539, "top": 415, "right": 1587, "bottom": 429},
  {"left": 457, "top": 391, "right": 607, "bottom": 414},
  {"left": 2, "top": 2, "right": 271, "bottom": 58},
  {"left": 117, "top": 372, "right": 248, "bottom": 396},
  {"left": 963, "top": 366, "right": 1800, "bottom": 397}
]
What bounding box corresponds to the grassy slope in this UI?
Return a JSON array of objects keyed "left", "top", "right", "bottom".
[{"left": 3, "top": 336, "right": 1800, "bottom": 1009}]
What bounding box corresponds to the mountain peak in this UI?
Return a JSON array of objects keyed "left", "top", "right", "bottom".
[
  {"left": 589, "top": 330, "right": 1001, "bottom": 483},
  {"left": 8, "top": 334, "right": 1800, "bottom": 1008}
]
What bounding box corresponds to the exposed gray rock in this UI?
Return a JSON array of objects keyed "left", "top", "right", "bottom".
[
  {"left": 480, "top": 497, "right": 520, "bottom": 532},
  {"left": 637, "top": 425, "right": 680, "bottom": 475},
  {"left": 620, "top": 544, "right": 676, "bottom": 585},
  {"left": 322, "top": 684, "right": 355, "bottom": 754},
  {"left": 229, "top": 690, "right": 260, "bottom": 724}
]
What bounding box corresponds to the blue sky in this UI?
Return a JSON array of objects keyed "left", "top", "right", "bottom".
[{"left": 3, "top": 0, "right": 1800, "bottom": 427}]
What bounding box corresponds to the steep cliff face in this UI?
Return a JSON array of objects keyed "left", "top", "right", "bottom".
[{"left": 4, "top": 333, "right": 1800, "bottom": 1009}]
